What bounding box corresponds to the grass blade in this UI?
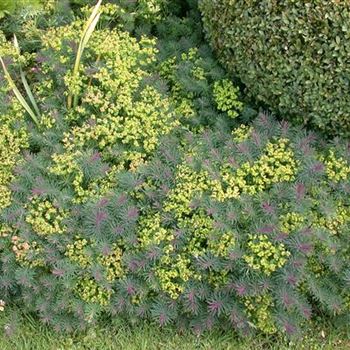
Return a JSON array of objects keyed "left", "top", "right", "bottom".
[
  {"left": 72, "top": 12, "right": 101, "bottom": 108},
  {"left": 13, "top": 34, "right": 41, "bottom": 117},
  {"left": 67, "top": 0, "right": 102, "bottom": 109},
  {"left": 0, "top": 56, "right": 39, "bottom": 127}
]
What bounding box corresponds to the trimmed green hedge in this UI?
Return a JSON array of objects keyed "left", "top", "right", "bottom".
[{"left": 199, "top": 0, "right": 350, "bottom": 137}]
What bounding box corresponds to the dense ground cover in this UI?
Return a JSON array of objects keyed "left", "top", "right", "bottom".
[{"left": 0, "top": 0, "right": 349, "bottom": 344}]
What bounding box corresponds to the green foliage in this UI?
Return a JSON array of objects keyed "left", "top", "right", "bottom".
[
  {"left": 0, "top": 0, "right": 349, "bottom": 339},
  {"left": 213, "top": 79, "right": 242, "bottom": 118},
  {"left": 70, "top": 0, "right": 170, "bottom": 26},
  {"left": 199, "top": 0, "right": 350, "bottom": 137},
  {"left": 0, "top": 0, "right": 43, "bottom": 19},
  {"left": 0, "top": 310, "right": 349, "bottom": 350}
]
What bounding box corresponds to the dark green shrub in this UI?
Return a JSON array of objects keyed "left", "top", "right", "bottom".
[{"left": 199, "top": 0, "right": 350, "bottom": 137}]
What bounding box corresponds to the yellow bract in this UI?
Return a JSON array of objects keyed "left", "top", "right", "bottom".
[
  {"left": 213, "top": 79, "right": 243, "bottom": 118},
  {"left": 244, "top": 294, "right": 277, "bottom": 334},
  {"left": 66, "top": 236, "right": 92, "bottom": 268},
  {"left": 322, "top": 150, "right": 350, "bottom": 183},
  {"left": 98, "top": 244, "right": 124, "bottom": 282},
  {"left": 244, "top": 234, "right": 290, "bottom": 275},
  {"left": 279, "top": 212, "right": 305, "bottom": 234},
  {"left": 75, "top": 277, "right": 112, "bottom": 306},
  {"left": 221, "top": 138, "right": 298, "bottom": 198},
  {"left": 26, "top": 197, "right": 67, "bottom": 235},
  {"left": 12, "top": 235, "right": 44, "bottom": 267},
  {"left": 0, "top": 124, "right": 28, "bottom": 210},
  {"left": 232, "top": 124, "right": 253, "bottom": 143}
]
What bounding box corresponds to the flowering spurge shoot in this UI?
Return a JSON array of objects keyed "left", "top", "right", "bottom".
[{"left": 213, "top": 79, "right": 243, "bottom": 118}]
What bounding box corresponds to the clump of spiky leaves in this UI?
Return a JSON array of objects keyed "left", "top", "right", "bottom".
[
  {"left": 129, "top": 112, "right": 350, "bottom": 336},
  {"left": 0, "top": 0, "right": 349, "bottom": 338}
]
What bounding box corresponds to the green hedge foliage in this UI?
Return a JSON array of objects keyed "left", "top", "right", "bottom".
[
  {"left": 199, "top": 0, "right": 350, "bottom": 137},
  {"left": 0, "top": 1, "right": 349, "bottom": 337}
]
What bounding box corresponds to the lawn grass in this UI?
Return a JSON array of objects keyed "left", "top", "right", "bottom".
[{"left": 0, "top": 309, "right": 349, "bottom": 350}]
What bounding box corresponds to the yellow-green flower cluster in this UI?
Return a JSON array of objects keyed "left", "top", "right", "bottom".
[
  {"left": 178, "top": 212, "right": 235, "bottom": 258},
  {"left": 11, "top": 235, "right": 44, "bottom": 267},
  {"left": 116, "top": 86, "right": 178, "bottom": 153},
  {"left": 216, "top": 164, "right": 241, "bottom": 201},
  {"left": 50, "top": 151, "right": 122, "bottom": 204},
  {"left": 232, "top": 124, "right": 253, "bottom": 143},
  {"left": 16, "top": 3, "right": 56, "bottom": 45},
  {"left": 0, "top": 119, "right": 28, "bottom": 210},
  {"left": 221, "top": 138, "right": 298, "bottom": 197},
  {"left": 138, "top": 213, "right": 202, "bottom": 299},
  {"left": 127, "top": 151, "right": 147, "bottom": 172},
  {"left": 41, "top": 24, "right": 77, "bottom": 53},
  {"left": 213, "top": 79, "right": 243, "bottom": 118},
  {"left": 279, "top": 212, "right": 305, "bottom": 234},
  {"left": 159, "top": 56, "right": 177, "bottom": 81},
  {"left": 162, "top": 140, "right": 297, "bottom": 208},
  {"left": 138, "top": 208, "right": 235, "bottom": 297},
  {"left": 138, "top": 213, "right": 173, "bottom": 248},
  {"left": 244, "top": 294, "right": 277, "bottom": 334},
  {"left": 98, "top": 244, "right": 124, "bottom": 282},
  {"left": 244, "top": 234, "right": 290, "bottom": 275},
  {"left": 65, "top": 236, "right": 92, "bottom": 268},
  {"left": 178, "top": 212, "right": 214, "bottom": 257},
  {"left": 155, "top": 253, "right": 196, "bottom": 300},
  {"left": 80, "top": 3, "right": 122, "bottom": 20},
  {"left": 71, "top": 165, "right": 121, "bottom": 204},
  {"left": 306, "top": 256, "right": 327, "bottom": 278},
  {"left": 64, "top": 66, "right": 163, "bottom": 150},
  {"left": 138, "top": 0, "right": 167, "bottom": 22},
  {"left": 43, "top": 23, "right": 180, "bottom": 203},
  {"left": 159, "top": 48, "right": 207, "bottom": 121},
  {"left": 138, "top": 208, "right": 236, "bottom": 297},
  {"left": 344, "top": 294, "right": 350, "bottom": 311},
  {"left": 160, "top": 48, "right": 204, "bottom": 84},
  {"left": 49, "top": 151, "right": 80, "bottom": 177},
  {"left": 181, "top": 48, "right": 206, "bottom": 81},
  {"left": 208, "top": 232, "right": 236, "bottom": 258},
  {"left": 0, "top": 30, "right": 27, "bottom": 61},
  {"left": 312, "top": 202, "right": 350, "bottom": 235},
  {"left": 0, "top": 35, "right": 29, "bottom": 212},
  {"left": 26, "top": 197, "right": 67, "bottom": 235},
  {"left": 0, "top": 224, "right": 11, "bottom": 238},
  {"left": 207, "top": 269, "right": 229, "bottom": 289},
  {"left": 321, "top": 150, "right": 350, "bottom": 183},
  {"left": 75, "top": 277, "right": 112, "bottom": 306},
  {"left": 39, "top": 112, "right": 56, "bottom": 129},
  {"left": 164, "top": 164, "right": 224, "bottom": 218}
]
